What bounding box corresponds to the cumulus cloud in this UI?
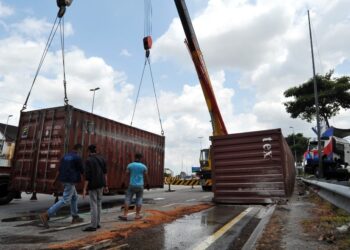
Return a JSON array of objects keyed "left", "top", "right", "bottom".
[
  {"left": 120, "top": 49, "right": 132, "bottom": 57},
  {"left": 152, "top": 0, "right": 350, "bottom": 132},
  {"left": 10, "top": 17, "right": 74, "bottom": 39},
  {"left": 1, "top": 0, "right": 350, "bottom": 175},
  {"left": 0, "top": 1, "right": 13, "bottom": 18}
]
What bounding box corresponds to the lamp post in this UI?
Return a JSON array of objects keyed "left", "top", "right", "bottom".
[
  {"left": 198, "top": 136, "right": 203, "bottom": 150},
  {"left": 1, "top": 114, "right": 13, "bottom": 154},
  {"left": 90, "top": 87, "right": 100, "bottom": 114},
  {"left": 289, "top": 126, "right": 297, "bottom": 163}
]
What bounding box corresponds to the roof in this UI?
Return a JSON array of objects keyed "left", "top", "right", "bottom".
[{"left": 0, "top": 123, "right": 18, "bottom": 141}]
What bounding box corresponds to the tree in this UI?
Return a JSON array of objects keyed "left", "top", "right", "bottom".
[
  {"left": 285, "top": 133, "right": 309, "bottom": 163},
  {"left": 284, "top": 70, "right": 350, "bottom": 127}
]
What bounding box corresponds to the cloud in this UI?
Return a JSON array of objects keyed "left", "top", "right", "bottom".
[
  {"left": 1, "top": 0, "right": 350, "bottom": 176},
  {"left": 120, "top": 49, "right": 132, "bottom": 57},
  {"left": 10, "top": 17, "right": 74, "bottom": 39},
  {"left": 0, "top": 1, "right": 13, "bottom": 18}
]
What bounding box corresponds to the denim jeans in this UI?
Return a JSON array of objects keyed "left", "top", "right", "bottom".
[
  {"left": 125, "top": 185, "right": 144, "bottom": 206},
  {"left": 47, "top": 183, "right": 78, "bottom": 217}
]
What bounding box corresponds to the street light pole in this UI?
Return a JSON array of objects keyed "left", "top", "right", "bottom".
[
  {"left": 1, "top": 114, "right": 13, "bottom": 154},
  {"left": 289, "top": 126, "right": 297, "bottom": 163},
  {"left": 198, "top": 136, "right": 203, "bottom": 150},
  {"left": 90, "top": 87, "right": 100, "bottom": 114}
]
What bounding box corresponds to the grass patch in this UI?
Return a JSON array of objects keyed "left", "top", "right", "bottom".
[{"left": 302, "top": 190, "right": 350, "bottom": 249}]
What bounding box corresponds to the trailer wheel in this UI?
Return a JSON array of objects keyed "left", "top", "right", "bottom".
[
  {"left": 201, "top": 185, "right": 212, "bottom": 192},
  {"left": 0, "top": 179, "right": 14, "bottom": 205}
]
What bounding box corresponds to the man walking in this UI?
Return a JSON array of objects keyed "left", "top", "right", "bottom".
[
  {"left": 119, "top": 153, "right": 149, "bottom": 221},
  {"left": 39, "top": 143, "right": 84, "bottom": 228},
  {"left": 82, "top": 144, "right": 108, "bottom": 232}
]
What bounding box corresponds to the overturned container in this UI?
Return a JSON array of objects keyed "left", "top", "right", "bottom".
[
  {"left": 11, "top": 105, "right": 165, "bottom": 195},
  {"left": 211, "top": 129, "right": 295, "bottom": 204}
]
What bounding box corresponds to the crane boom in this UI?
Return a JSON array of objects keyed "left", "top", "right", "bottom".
[{"left": 174, "top": 0, "right": 227, "bottom": 136}]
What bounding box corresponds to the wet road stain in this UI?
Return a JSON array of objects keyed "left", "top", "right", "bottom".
[
  {"left": 119, "top": 205, "right": 247, "bottom": 250},
  {"left": 0, "top": 234, "right": 53, "bottom": 244},
  {"left": 46, "top": 204, "right": 213, "bottom": 250},
  {"left": 2, "top": 215, "right": 38, "bottom": 222},
  {"left": 2, "top": 197, "right": 132, "bottom": 223}
]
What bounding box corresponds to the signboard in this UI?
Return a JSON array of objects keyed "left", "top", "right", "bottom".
[{"left": 192, "top": 166, "right": 200, "bottom": 172}]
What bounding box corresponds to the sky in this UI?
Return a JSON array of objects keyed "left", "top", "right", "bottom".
[{"left": 0, "top": 0, "right": 350, "bottom": 175}]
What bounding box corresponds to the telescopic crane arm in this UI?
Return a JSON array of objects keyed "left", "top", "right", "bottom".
[{"left": 174, "top": 0, "right": 228, "bottom": 136}]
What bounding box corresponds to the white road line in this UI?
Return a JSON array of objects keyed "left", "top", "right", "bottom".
[
  {"left": 193, "top": 207, "right": 254, "bottom": 250},
  {"left": 202, "top": 196, "right": 210, "bottom": 199},
  {"left": 161, "top": 203, "right": 182, "bottom": 208},
  {"left": 153, "top": 197, "right": 165, "bottom": 200},
  {"left": 185, "top": 199, "right": 197, "bottom": 202},
  {"left": 40, "top": 222, "right": 90, "bottom": 233}
]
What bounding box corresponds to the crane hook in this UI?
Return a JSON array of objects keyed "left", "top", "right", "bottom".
[
  {"left": 57, "top": 0, "right": 73, "bottom": 18},
  {"left": 143, "top": 36, "right": 152, "bottom": 58}
]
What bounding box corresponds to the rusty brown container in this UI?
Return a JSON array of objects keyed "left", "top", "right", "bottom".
[
  {"left": 11, "top": 106, "right": 165, "bottom": 194},
  {"left": 211, "top": 128, "right": 295, "bottom": 204}
]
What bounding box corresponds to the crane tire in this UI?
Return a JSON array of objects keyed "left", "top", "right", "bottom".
[{"left": 0, "top": 179, "right": 14, "bottom": 205}]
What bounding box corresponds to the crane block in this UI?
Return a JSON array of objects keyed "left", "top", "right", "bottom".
[
  {"left": 143, "top": 36, "right": 153, "bottom": 51},
  {"left": 57, "top": 0, "right": 73, "bottom": 18}
]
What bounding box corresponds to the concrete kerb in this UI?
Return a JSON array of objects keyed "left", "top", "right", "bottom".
[
  {"left": 242, "top": 205, "right": 276, "bottom": 250},
  {"left": 79, "top": 240, "right": 129, "bottom": 250}
]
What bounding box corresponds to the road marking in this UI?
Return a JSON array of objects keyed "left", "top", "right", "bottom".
[
  {"left": 153, "top": 197, "right": 165, "bottom": 200},
  {"left": 202, "top": 196, "right": 210, "bottom": 199},
  {"left": 162, "top": 203, "right": 182, "bottom": 207},
  {"left": 185, "top": 199, "right": 197, "bottom": 202},
  {"left": 193, "top": 207, "right": 254, "bottom": 250},
  {"left": 40, "top": 222, "right": 90, "bottom": 233}
]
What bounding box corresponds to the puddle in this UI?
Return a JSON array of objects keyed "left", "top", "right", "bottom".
[{"left": 119, "top": 205, "right": 247, "bottom": 250}]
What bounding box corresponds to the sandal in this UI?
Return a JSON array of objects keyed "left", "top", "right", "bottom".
[{"left": 118, "top": 215, "right": 128, "bottom": 221}]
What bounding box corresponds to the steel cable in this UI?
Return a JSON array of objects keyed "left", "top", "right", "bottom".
[
  {"left": 60, "top": 17, "right": 69, "bottom": 106},
  {"left": 130, "top": 58, "right": 147, "bottom": 126},
  {"left": 147, "top": 57, "right": 164, "bottom": 136},
  {"left": 22, "top": 17, "right": 61, "bottom": 111}
]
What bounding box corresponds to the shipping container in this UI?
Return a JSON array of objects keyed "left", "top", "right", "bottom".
[
  {"left": 211, "top": 129, "right": 295, "bottom": 204},
  {"left": 10, "top": 105, "right": 165, "bottom": 195}
]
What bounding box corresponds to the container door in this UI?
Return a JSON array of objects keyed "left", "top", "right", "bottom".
[{"left": 12, "top": 107, "right": 68, "bottom": 194}]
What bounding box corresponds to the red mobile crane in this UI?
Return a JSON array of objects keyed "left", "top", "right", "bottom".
[{"left": 174, "top": 0, "right": 228, "bottom": 191}]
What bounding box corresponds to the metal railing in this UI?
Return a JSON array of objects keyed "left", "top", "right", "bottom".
[{"left": 302, "top": 178, "right": 350, "bottom": 213}]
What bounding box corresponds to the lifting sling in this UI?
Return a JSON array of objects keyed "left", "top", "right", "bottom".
[
  {"left": 22, "top": 1, "right": 72, "bottom": 111},
  {"left": 130, "top": 0, "right": 164, "bottom": 136}
]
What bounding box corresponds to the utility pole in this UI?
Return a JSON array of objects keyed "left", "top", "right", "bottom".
[
  {"left": 198, "top": 136, "right": 203, "bottom": 150},
  {"left": 90, "top": 87, "right": 100, "bottom": 114},
  {"left": 308, "top": 10, "right": 323, "bottom": 178},
  {"left": 289, "top": 126, "right": 297, "bottom": 164}
]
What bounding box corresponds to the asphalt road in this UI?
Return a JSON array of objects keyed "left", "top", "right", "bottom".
[{"left": 0, "top": 186, "right": 265, "bottom": 249}]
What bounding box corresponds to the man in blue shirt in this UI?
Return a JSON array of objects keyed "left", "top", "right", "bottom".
[
  {"left": 119, "top": 153, "right": 149, "bottom": 221},
  {"left": 39, "top": 143, "right": 84, "bottom": 228}
]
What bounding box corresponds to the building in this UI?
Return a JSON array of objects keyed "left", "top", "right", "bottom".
[{"left": 0, "top": 123, "right": 18, "bottom": 167}]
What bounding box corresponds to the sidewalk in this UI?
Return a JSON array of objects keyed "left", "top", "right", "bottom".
[{"left": 256, "top": 179, "right": 350, "bottom": 250}]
